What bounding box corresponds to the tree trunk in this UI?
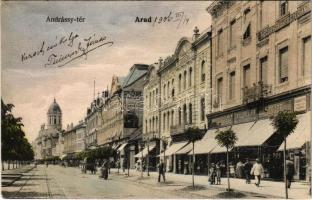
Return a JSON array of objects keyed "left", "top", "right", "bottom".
[
  {"left": 147, "top": 142, "right": 150, "bottom": 176},
  {"left": 141, "top": 147, "right": 143, "bottom": 178},
  {"left": 8, "top": 160, "right": 10, "bottom": 170},
  {"left": 226, "top": 148, "right": 230, "bottom": 191},
  {"left": 284, "top": 138, "right": 288, "bottom": 199},
  {"left": 2, "top": 161, "right": 4, "bottom": 171},
  {"left": 192, "top": 142, "right": 195, "bottom": 188}
]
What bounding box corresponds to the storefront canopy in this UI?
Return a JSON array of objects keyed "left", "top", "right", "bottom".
[
  {"left": 117, "top": 143, "right": 128, "bottom": 152},
  {"left": 134, "top": 143, "right": 156, "bottom": 158},
  {"left": 278, "top": 111, "right": 311, "bottom": 151},
  {"left": 175, "top": 142, "right": 193, "bottom": 155},
  {"left": 157, "top": 142, "right": 188, "bottom": 157}
]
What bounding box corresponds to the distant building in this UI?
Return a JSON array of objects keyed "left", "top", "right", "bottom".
[{"left": 33, "top": 99, "right": 64, "bottom": 160}]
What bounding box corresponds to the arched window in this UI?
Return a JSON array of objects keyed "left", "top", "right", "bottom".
[
  {"left": 54, "top": 117, "right": 56, "bottom": 125},
  {"left": 171, "top": 110, "right": 174, "bottom": 126},
  {"left": 145, "top": 120, "right": 148, "bottom": 133},
  {"left": 178, "top": 74, "right": 182, "bottom": 93},
  {"left": 163, "top": 84, "right": 166, "bottom": 99},
  {"left": 152, "top": 117, "right": 155, "bottom": 132},
  {"left": 183, "top": 70, "right": 187, "bottom": 90},
  {"left": 201, "top": 61, "right": 206, "bottom": 82},
  {"left": 167, "top": 111, "right": 170, "bottom": 130},
  {"left": 156, "top": 117, "right": 158, "bottom": 132},
  {"left": 178, "top": 107, "right": 181, "bottom": 125},
  {"left": 183, "top": 104, "right": 187, "bottom": 125},
  {"left": 189, "top": 68, "right": 192, "bottom": 87},
  {"left": 167, "top": 81, "right": 170, "bottom": 98},
  {"left": 189, "top": 103, "right": 192, "bottom": 124},
  {"left": 163, "top": 113, "right": 166, "bottom": 130}
]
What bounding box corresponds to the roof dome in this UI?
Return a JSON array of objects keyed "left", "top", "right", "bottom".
[{"left": 47, "top": 98, "right": 62, "bottom": 114}]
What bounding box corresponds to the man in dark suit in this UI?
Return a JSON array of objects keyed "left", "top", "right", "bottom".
[
  {"left": 158, "top": 159, "right": 166, "bottom": 182},
  {"left": 286, "top": 157, "right": 295, "bottom": 188}
]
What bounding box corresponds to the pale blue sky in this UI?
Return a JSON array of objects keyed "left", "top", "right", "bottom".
[{"left": 1, "top": 1, "right": 212, "bottom": 142}]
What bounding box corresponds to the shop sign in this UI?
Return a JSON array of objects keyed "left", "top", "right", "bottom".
[
  {"left": 294, "top": 96, "right": 307, "bottom": 112},
  {"left": 210, "top": 113, "right": 233, "bottom": 127},
  {"left": 265, "top": 99, "right": 293, "bottom": 117},
  {"left": 233, "top": 109, "right": 257, "bottom": 124}
]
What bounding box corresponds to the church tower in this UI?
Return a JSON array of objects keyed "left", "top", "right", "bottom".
[{"left": 47, "top": 98, "right": 62, "bottom": 130}]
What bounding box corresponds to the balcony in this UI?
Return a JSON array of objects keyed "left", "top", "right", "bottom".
[{"left": 242, "top": 82, "right": 272, "bottom": 104}]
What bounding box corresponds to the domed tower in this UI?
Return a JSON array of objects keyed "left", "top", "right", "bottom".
[{"left": 47, "top": 98, "right": 62, "bottom": 130}]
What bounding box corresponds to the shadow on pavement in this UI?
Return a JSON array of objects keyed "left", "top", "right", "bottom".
[
  {"left": 2, "top": 191, "right": 48, "bottom": 199},
  {"left": 181, "top": 185, "right": 208, "bottom": 191},
  {"left": 213, "top": 191, "right": 247, "bottom": 199}
]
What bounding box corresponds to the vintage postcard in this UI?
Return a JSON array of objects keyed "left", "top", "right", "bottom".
[{"left": 1, "top": 0, "right": 311, "bottom": 199}]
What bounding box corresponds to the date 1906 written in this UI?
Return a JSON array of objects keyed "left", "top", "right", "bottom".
[{"left": 135, "top": 11, "right": 189, "bottom": 28}]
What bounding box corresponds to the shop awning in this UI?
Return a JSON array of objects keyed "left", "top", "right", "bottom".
[
  {"left": 117, "top": 143, "right": 128, "bottom": 152},
  {"left": 157, "top": 142, "right": 188, "bottom": 157},
  {"left": 134, "top": 143, "right": 156, "bottom": 158},
  {"left": 175, "top": 142, "right": 193, "bottom": 155},
  {"left": 278, "top": 111, "right": 311, "bottom": 151},
  {"left": 190, "top": 129, "right": 219, "bottom": 155}
]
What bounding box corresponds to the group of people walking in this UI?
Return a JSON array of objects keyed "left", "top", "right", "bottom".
[{"left": 207, "top": 157, "right": 295, "bottom": 188}]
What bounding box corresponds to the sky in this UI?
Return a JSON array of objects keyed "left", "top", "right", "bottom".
[{"left": 1, "top": 1, "right": 212, "bottom": 142}]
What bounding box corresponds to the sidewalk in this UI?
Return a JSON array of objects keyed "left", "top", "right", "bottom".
[
  {"left": 2, "top": 165, "right": 35, "bottom": 187},
  {"left": 110, "top": 168, "right": 310, "bottom": 199}
]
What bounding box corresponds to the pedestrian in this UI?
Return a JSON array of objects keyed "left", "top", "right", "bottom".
[
  {"left": 100, "top": 159, "right": 109, "bottom": 180},
  {"left": 250, "top": 158, "right": 264, "bottom": 187},
  {"left": 216, "top": 162, "right": 221, "bottom": 185},
  {"left": 157, "top": 159, "right": 166, "bottom": 182},
  {"left": 236, "top": 160, "right": 244, "bottom": 178},
  {"left": 209, "top": 163, "right": 216, "bottom": 185},
  {"left": 244, "top": 158, "right": 252, "bottom": 184},
  {"left": 285, "top": 156, "right": 295, "bottom": 188},
  {"left": 46, "top": 162, "right": 49, "bottom": 167}
]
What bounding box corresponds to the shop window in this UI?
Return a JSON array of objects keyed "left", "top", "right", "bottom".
[{"left": 279, "top": 46, "right": 288, "bottom": 83}]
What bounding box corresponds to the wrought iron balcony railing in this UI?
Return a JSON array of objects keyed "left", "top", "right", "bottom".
[{"left": 242, "top": 82, "right": 272, "bottom": 104}]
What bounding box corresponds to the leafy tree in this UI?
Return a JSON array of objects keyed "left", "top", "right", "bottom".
[
  {"left": 185, "top": 127, "right": 204, "bottom": 188},
  {"left": 215, "top": 129, "right": 237, "bottom": 191},
  {"left": 271, "top": 111, "right": 298, "bottom": 199},
  {"left": 1, "top": 100, "right": 34, "bottom": 170}
]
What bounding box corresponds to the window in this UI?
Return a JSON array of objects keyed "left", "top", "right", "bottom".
[
  {"left": 200, "top": 98, "right": 205, "bottom": 121},
  {"left": 178, "top": 107, "right": 181, "bottom": 125},
  {"left": 279, "top": 46, "right": 288, "bottom": 83},
  {"left": 243, "top": 24, "right": 251, "bottom": 40},
  {"left": 260, "top": 57, "right": 268, "bottom": 84},
  {"left": 156, "top": 89, "right": 158, "bottom": 105},
  {"left": 280, "top": 0, "right": 288, "bottom": 16},
  {"left": 303, "top": 36, "right": 311, "bottom": 76},
  {"left": 167, "top": 81, "right": 170, "bottom": 98},
  {"left": 230, "top": 20, "right": 237, "bottom": 48},
  {"left": 189, "top": 104, "right": 192, "bottom": 124},
  {"left": 183, "top": 104, "right": 187, "bottom": 125},
  {"left": 167, "top": 112, "right": 170, "bottom": 130},
  {"left": 201, "top": 61, "right": 206, "bottom": 82},
  {"left": 163, "top": 113, "right": 166, "bottom": 130},
  {"left": 184, "top": 70, "right": 187, "bottom": 89},
  {"left": 163, "top": 84, "right": 166, "bottom": 99},
  {"left": 243, "top": 64, "right": 251, "bottom": 88},
  {"left": 189, "top": 68, "right": 192, "bottom": 87},
  {"left": 145, "top": 120, "right": 147, "bottom": 133},
  {"left": 178, "top": 74, "right": 182, "bottom": 93},
  {"left": 149, "top": 92, "right": 151, "bottom": 107},
  {"left": 217, "top": 78, "right": 223, "bottom": 103},
  {"left": 171, "top": 79, "right": 175, "bottom": 97},
  {"left": 217, "top": 29, "right": 223, "bottom": 56},
  {"left": 229, "top": 71, "right": 236, "bottom": 100},
  {"left": 171, "top": 110, "right": 174, "bottom": 126}
]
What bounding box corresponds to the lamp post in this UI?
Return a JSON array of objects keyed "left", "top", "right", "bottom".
[{"left": 161, "top": 136, "right": 168, "bottom": 182}]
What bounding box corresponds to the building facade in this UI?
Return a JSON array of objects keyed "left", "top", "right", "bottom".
[
  {"left": 142, "top": 27, "right": 212, "bottom": 173},
  {"left": 205, "top": 0, "right": 311, "bottom": 180},
  {"left": 63, "top": 121, "right": 86, "bottom": 157}
]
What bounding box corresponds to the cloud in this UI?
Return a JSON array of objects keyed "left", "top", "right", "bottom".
[{"left": 2, "top": 1, "right": 212, "bottom": 142}]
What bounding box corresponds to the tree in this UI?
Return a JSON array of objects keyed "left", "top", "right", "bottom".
[
  {"left": 215, "top": 129, "right": 237, "bottom": 191},
  {"left": 1, "top": 100, "right": 34, "bottom": 170},
  {"left": 271, "top": 111, "right": 298, "bottom": 199},
  {"left": 185, "top": 127, "right": 204, "bottom": 188}
]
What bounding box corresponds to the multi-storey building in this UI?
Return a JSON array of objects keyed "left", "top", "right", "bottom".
[
  {"left": 142, "top": 27, "right": 212, "bottom": 173},
  {"left": 85, "top": 99, "right": 102, "bottom": 150},
  {"left": 94, "top": 64, "right": 148, "bottom": 169},
  {"left": 63, "top": 121, "right": 86, "bottom": 157},
  {"left": 33, "top": 99, "right": 64, "bottom": 160},
  {"left": 204, "top": 0, "right": 311, "bottom": 180}
]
